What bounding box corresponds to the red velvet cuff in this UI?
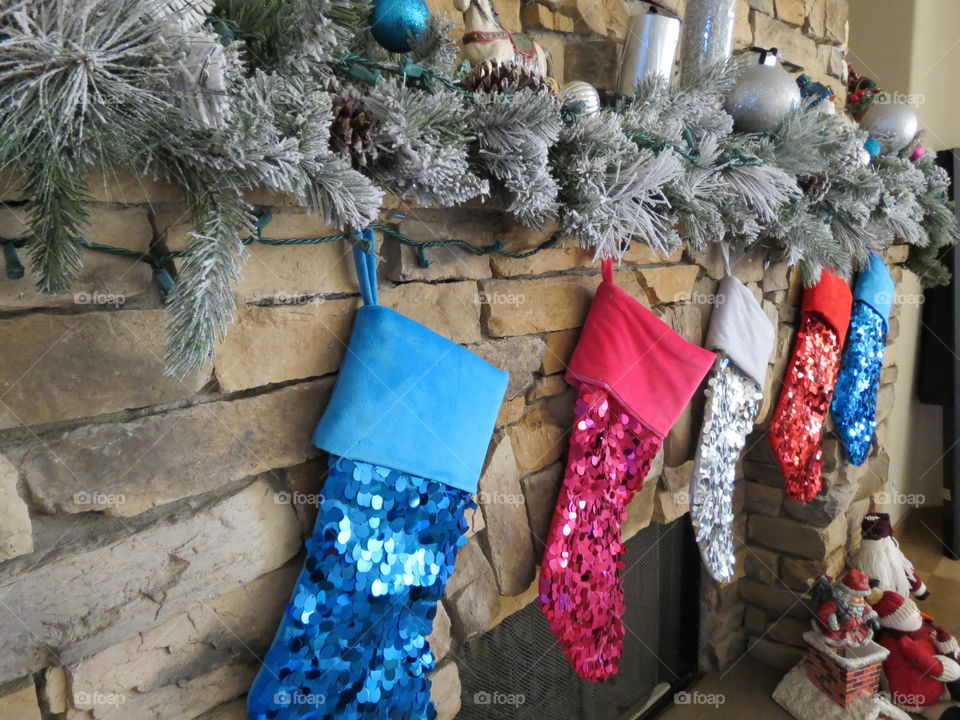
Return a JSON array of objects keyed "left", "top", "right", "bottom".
[
  {"left": 566, "top": 260, "right": 716, "bottom": 439},
  {"left": 801, "top": 270, "right": 853, "bottom": 346}
]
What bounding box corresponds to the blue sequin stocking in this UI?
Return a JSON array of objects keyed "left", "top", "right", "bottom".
[
  {"left": 248, "top": 455, "right": 473, "bottom": 720},
  {"left": 831, "top": 301, "right": 887, "bottom": 466}
]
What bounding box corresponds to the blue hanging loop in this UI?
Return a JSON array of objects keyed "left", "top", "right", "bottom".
[{"left": 352, "top": 227, "right": 378, "bottom": 306}]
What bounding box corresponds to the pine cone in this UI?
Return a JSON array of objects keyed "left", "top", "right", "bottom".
[
  {"left": 329, "top": 88, "right": 377, "bottom": 169},
  {"left": 799, "top": 172, "right": 832, "bottom": 204},
  {"left": 460, "top": 60, "right": 556, "bottom": 95}
]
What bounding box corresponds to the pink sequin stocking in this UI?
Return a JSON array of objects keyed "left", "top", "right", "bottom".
[
  {"left": 538, "top": 383, "right": 661, "bottom": 682},
  {"left": 769, "top": 314, "right": 842, "bottom": 502}
]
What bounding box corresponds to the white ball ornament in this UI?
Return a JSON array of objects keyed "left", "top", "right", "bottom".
[
  {"left": 561, "top": 81, "right": 600, "bottom": 116},
  {"left": 723, "top": 48, "right": 801, "bottom": 133},
  {"left": 859, "top": 101, "right": 919, "bottom": 153}
]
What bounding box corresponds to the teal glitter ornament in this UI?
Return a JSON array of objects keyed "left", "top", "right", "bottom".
[{"left": 370, "top": 0, "right": 430, "bottom": 53}]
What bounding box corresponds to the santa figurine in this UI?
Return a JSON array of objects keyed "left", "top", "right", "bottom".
[
  {"left": 855, "top": 513, "right": 929, "bottom": 600},
  {"left": 875, "top": 591, "right": 960, "bottom": 719},
  {"left": 810, "top": 568, "right": 880, "bottom": 648}
]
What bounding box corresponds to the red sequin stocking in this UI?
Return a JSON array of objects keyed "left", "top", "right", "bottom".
[
  {"left": 538, "top": 383, "right": 661, "bottom": 682},
  {"left": 769, "top": 314, "right": 842, "bottom": 502}
]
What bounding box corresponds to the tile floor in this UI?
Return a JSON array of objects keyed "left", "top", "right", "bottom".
[{"left": 659, "top": 507, "right": 960, "bottom": 720}]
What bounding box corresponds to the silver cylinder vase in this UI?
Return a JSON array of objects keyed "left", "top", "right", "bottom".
[
  {"left": 679, "top": 0, "right": 737, "bottom": 81},
  {"left": 617, "top": 5, "right": 682, "bottom": 94}
]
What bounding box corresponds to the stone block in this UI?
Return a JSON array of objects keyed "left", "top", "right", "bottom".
[
  {"left": 622, "top": 479, "right": 658, "bottom": 540},
  {"left": 747, "top": 513, "right": 846, "bottom": 560},
  {"left": 637, "top": 264, "right": 700, "bottom": 304},
  {"left": 382, "top": 281, "right": 481, "bottom": 344},
  {"left": 505, "top": 401, "right": 568, "bottom": 475},
  {"left": 86, "top": 168, "right": 184, "bottom": 204},
  {"left": 763, "top": 262, "right": 790, "bottom": 292},
  {"left": 214, "top": 298, "right": 357, "bottom": 391},
  {"left": 0, "top": 454, "right": 31, "bottom": 561},
  {"left": 744, "top": 545, "right": 781, "bottom": 585},
  {"left": 520, "top": 462, "right": 563, "bottom": 553},
  {"left": 430, "top": 662, "right": 462, "bottom": 720},
  {"left": 748, "top": 637, "right": 804, "bottom": 670},
  {"left": 0, "top": 206, "right": 154, "bottom": 310},
  {"left": 194, "top": 699, "right": 247, "bottom": 720},
  {"left": 823, "top": 0, "right": 847, "bottom": 45},
  {"left": 0, "top": 480, "right": 301, "bottom": 684},
  {"left": 746, "top": 0, "right": 774, "bottom": 13},
  {"left": 652, "top": 485, "right": 690, "bottom": 524},
  {"left": 68, "top": 565, "right": 297, "bottom": 702},
  {"left": 22, "top": 379, "right": 332, "bottom": 516},
  {"left": 744, "top": 605, "right": 768, "bottom": 634},
  {"left": 775, "top": 0, "right": 805, "bottom": 25},
  {"left": 0, "top": 310, "right": 210, "bottom": 429},
  {"left": 477, "top": 435, "right": 536, "bottom": 596},
  {"left": 496, "top": 396, "right": 526, "bottom": 427},
  {"left": 76, "top": 663, "right": 255, "bottom": 720},
  {"left": 767, "top": 616, "right": 811, "bottom": 648},
  {"left": 40, "top": 667, "right": 67, "bottom": 715},
  {"left": 528, "top": 374, "right": 568, "bottom": 400},
  {"left": 155, "top": 208, "right": 359, "bottom": 298},
  {"left": 445, "top": 538, "right": 500, "bottom": 639},
  {"left": 0, "top": 676, "right": 41, "bottom": 720},
  {"left": 780, "top": 545, "right": 845, "bottom": 591},
  {"left": 468, "top": 336, "right": 546, "bottom": 400},
  {"left": 541, "top": 328, "right": 580, "bottom": 375},
  {"left": 739, "top": 580, "right": 808, "bottom": 618},
  {"left": 284, "top": 458, "right": 327, "bottom": 538},
  {"left": 480, "top": 275, "right": 595, "bottom": 337},
  {"left": 430, "top": 602, "right": 453, "bottom": 661},
  {"left": 753, "top": 13, "right": 819, "bottom": 69},
  {"left": 661, "top": 461, "right": 694, "bottom": 492},
  {"left": 736, "top": 0, "right": 754, "bottom": 46},
  {"left": 388, "top": 210, "right": 498, "bottom": 282},
  {"left": 744, "top": 481, "right": 784, "bottom": 516},
  {"left": 782, "top": 479, "right": 856, "bottom": 527},
  {"left": 563, "top": 38, "right": 618, "bottom": 88}
]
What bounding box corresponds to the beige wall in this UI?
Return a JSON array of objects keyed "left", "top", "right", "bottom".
[
  {"left": 848, "top": 0, "right": 953, "bottom": 522},
  {"left": 884, "top": 271, "right": 944, "bottom": 525},
  {"left": 910, "top": 0, "right": 960, "bottom": 150},
  {"left": 850, "top": 0, "right": 960, "bottom": 150}
]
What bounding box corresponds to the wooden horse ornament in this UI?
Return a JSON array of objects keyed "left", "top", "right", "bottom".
[{"left": 454, "top": 0, "right": 550, "bottom": 75}]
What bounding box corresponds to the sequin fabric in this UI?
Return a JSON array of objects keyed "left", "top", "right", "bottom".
[
  {"left": 769, "top": 314, "right": 842, "bottom": 503},
  {"left": 539, "top": 383, "right": 661, "bottom": 682},
  {"left": 691, "top": 357, "right": 763, "bottom": 583},
  {"left": 831, "top": 301, "right": 886, "bottom": 466},
  {"left": 248, "top": 454, "right": 472, "bottom": 720}
]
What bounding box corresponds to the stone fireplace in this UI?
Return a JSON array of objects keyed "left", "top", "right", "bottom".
[{"left": 0, "top": 0, "right": 905, "bottom": 717}]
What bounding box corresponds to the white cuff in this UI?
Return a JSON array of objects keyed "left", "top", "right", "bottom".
[
  {"left": 934, "top": 656, "right": 960, "bottom": 683},
  {"left": 934, "top": 635, "right": 960, "bottom": 656}
]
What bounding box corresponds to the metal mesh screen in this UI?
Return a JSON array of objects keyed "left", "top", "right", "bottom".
[{"left": 456, "top": 518, "right": 693, "bottom": 720}]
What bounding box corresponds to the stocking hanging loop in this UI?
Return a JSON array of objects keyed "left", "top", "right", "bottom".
[
  {"left": 601, "top": 257, "right": 614, "bottom": 284},
  {"left": 719, "top": 241, "right": 735, "bottom": 276},
  {"left": 352, "top": 227, "right": 379, "bottom": 306}
]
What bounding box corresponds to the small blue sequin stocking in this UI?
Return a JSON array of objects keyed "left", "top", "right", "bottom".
[
  {"left": 831, "top": 300, "right": 887, "bottom": 466},
  {"left": 248, "top": 455, "right": 472, "bottom": 720}
]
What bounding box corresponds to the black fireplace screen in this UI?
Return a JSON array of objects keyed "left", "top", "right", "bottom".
[{"left": 456, "top": 517, "right": 699, "bottom": 720}]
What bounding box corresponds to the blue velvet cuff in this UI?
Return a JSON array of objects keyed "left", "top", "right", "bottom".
[
  {"left": 854, "top": 252, "right": 895, "bottom": 329},
  {"left": 312, "top": 305, "right": 508, "bottom": 493}
]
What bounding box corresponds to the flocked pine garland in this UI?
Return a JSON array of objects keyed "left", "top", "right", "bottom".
[{"left": 0, "top": 0, "right": 956, "bottom": 375}]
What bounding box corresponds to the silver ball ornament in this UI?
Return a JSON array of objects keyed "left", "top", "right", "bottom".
[
  {"left": 562, "top": 81, "right": 600, "bottom": 116},
  {"left": 723, "top": 53, "right": 801, "bottom": 133},
  {"left": 859, "top": 101, "right": 919, "bottom": 153}
]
